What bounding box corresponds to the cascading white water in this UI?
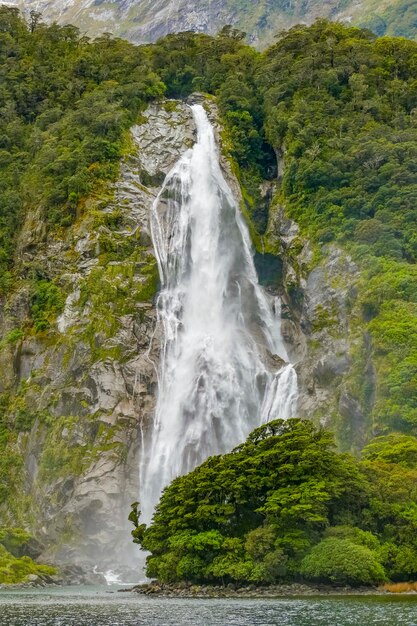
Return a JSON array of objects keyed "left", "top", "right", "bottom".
[{"left": 139, "top": 104, "right": 298, "bottom": 523}]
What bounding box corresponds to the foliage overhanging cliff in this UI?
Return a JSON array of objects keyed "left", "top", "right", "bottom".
[{"left": 1, "top": 7, "right": 417, "bottom": 572}]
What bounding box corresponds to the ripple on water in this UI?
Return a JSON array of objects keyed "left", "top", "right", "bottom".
[{"left": 1, "top": 589, "right": 417, "bottom": 626}]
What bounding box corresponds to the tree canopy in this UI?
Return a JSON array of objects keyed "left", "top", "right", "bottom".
[{"left": 132, "top": 419, "right": 417, "bottom": 585}]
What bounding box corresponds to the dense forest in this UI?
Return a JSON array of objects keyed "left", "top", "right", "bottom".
[
  {"left": 131, "top": 419, "right": 417, "bottom": 586},
  {"left": 1, "top": 7, "right": 417, "bottom": 584}
]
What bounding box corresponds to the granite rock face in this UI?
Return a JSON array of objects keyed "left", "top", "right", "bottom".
[{"left": 275, "top": 212, "right": 371, "bottom": 451}]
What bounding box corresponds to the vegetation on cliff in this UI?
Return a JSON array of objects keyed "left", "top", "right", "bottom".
[
  {"left": 0, "top": 6, "right": 166, "bottom": 533},
  {"left": 151, "top": 21, "right": 417, "bottom": 439},
  {"left": 10, "top": 0, "right": 417, "bottom": 50},
  {"left": 1, "top": 8, "right": 417, "bottom": 574},
  {"left": 259, "top": 22, "right": 417, "bottom": 438},
  {"left": 131, "top": 419, "right": 417, "bottom": 586},
  {"left": 0, "top": 6, "right": 165, "bottom": 293},
  {"left": 0, "top": 528, "right": 55, "bottom": 584}
]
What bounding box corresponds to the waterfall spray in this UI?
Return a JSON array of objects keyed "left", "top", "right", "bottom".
[{"left": 139, "top": 104, "right": 298, "bottom": 523}]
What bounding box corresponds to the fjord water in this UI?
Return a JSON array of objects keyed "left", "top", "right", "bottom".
[
  {"left": 139, "top": 104, "right": 298, "bottom": 522},
  {"left": 1, "top": 588, "right": 417, "bottom": 626}
]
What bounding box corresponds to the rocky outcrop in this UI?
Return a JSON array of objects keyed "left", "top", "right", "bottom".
[
  {"left": 271, "top": 207, "right": 373, "bottom": 451},
  {"left": 130, "top": 581, "right": 383, "bottom": 597}
]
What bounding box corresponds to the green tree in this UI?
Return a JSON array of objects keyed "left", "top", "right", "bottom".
[
  {"left": 300, "top": 538, "right": 386, "bottom": 585},
  {"left": 134, "top": 419, "right": 369, "bottom": 584}
]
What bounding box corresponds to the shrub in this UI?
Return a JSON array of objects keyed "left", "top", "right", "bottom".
[
  {"left": 0, "top": 527, "right": 32, "bottom": 557},
  {"left": 300, "top": 538, "right": 386, "bottom": 586},
  {"left": 31, "top": 280, "right": 65, "bottom": 332},
  {"left": 324, "top": 526, "right": 380, "bottom": 551},
  {"left": 0, "top": 544, "right": 56, "bottom": 584}
]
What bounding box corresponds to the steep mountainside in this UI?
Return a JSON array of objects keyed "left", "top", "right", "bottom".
[
  {"left": 1, "top": 11, "right": 417, "bottom": 578},
  {"left": 0, "top": 102, "right": 195, "bottom": 571},
  {"left": 4, "top": 0, "right": 417, "bottom": 47}
]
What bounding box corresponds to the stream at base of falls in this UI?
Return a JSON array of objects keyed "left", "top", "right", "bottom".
[{"left": 1, "top": 587, "right": 417, "bottom": 626}]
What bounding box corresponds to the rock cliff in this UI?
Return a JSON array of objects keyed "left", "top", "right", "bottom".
[
  {"left": 0, "top": 97, "right": 369, "bottom": 572},
  {"left": 246, "top": 185, "right": 370, "bottom": 453},
  {"left": 0, "top": 101, "right": 195, "bottom": 571}
]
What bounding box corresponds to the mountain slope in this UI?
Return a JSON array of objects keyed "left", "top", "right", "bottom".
[{"left": 4, "top": 0, "right": 417, "bottom": 47}]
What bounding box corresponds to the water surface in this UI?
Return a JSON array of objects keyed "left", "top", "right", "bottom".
[{"left": 1, "top": 586, "right": 417, "bottom": 626}]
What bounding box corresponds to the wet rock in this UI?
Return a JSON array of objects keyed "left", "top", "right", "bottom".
[
  {"left": 277, "top": 237, "right": 369, "bottom": 444},
  {"left": 130, "top": 581, "right": 382, "bottom": 597},
  {"left": 313, "top": 354, "right": 351, "bottom": 385}
]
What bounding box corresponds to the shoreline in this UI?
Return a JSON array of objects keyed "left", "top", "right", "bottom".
[
  {"left": 2, "top": 579, "right": 417, "bottom": 598},
  {"left": 124, "top": 582, "right": 415, "bottom": 598}
]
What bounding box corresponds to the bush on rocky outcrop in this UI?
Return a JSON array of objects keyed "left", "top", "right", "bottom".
[{"left": 0, "top": 535, "right": 56, "bottom": 585}]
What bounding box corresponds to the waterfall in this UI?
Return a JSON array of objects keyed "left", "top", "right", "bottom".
[{"left": 139, "top": 104, "right": 298, "bottom": 523}]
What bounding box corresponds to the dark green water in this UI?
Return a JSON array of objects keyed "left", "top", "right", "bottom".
[{"left": 1, "top": 587, "right": 417, "bottom": 626}]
